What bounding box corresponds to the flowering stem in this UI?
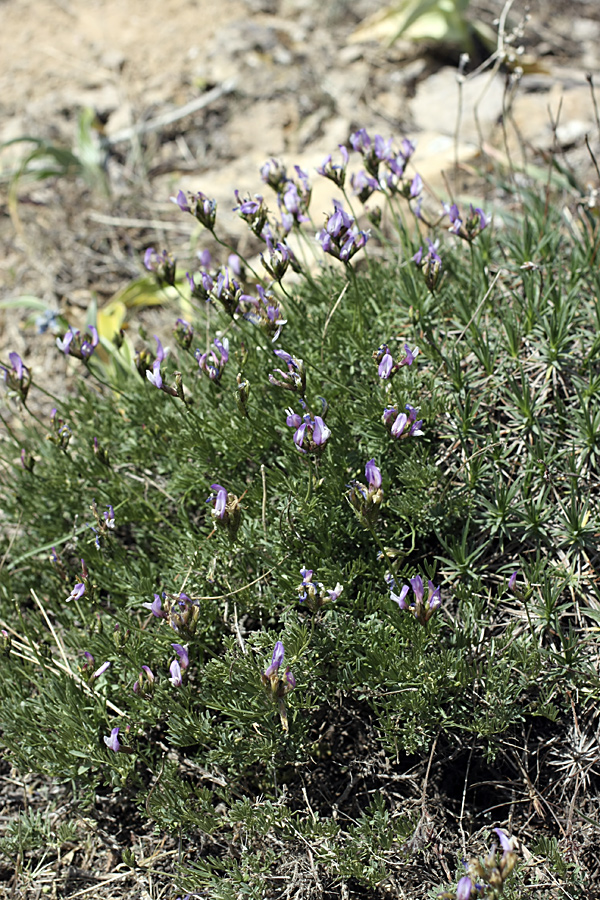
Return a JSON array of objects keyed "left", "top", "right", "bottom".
[{"left": 365, "top": 520, "right": 400, "bottom": 583}]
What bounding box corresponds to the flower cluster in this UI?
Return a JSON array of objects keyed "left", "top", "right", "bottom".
[
  {"left": 349, "top": 129, "right": 421, "bottom": 201},
  {"left": 173, "top": 189, "right": 217, "bottom": 231},
  {"left": 269, "top": 350, "right": 306, "bottom": 394},
  {"left": 0, "top": 352, "right": 31, "bottom": 402},
  {"left": 375, "top": 342, "right": 419, "bottom": 379},
  {"left": 144, "top": 591, "right": 200, "bottom": 639},
  {"left": 56, "top": 326, "right": 99, "bottom": 361},
  {"left": 146, "top": 337, "right": 184, "bottom": 400},
  {"left": 65, "top": 559, "right": 90, "bottom": 604},
  {"left": 316, "top": 200, "right": 369, "bottom": 263},
  {"left": 382, "top": 403, "right": 424, "bottom": 440},
  {"left": 259, "top": 160, "right": 311, "bottom": 234},
  {"left": 89, "top": 500, "right": 116, "bottom": 550},
  {"left": 412, "top": 239, "right": 443, "bottom": 292},
  {"left": 143, "top": 248, "right": 177, "bottom": 286},
  {"left": 234, "top": 191, "right": 269, "bottom": 237},
  {"left": 196, "top": 337, "right": 229, "bottom": 383},
  {"left": 261, "top": 234, "right": 291, "bottom": 282},
  {"left": 173, "top": 317, "right": 194, "bottom": 351},
  {"left": 208, "top": 483, "right": 243, "bottom": 540},
  {"left": 388, "top": 574, "right": 441, "bottom": 626},
  {"left": 285, "top": 401, "right": 331, "bottom": 454},
  {"left": 445, "top": 202, "right": 489, "bottom": 242},
  {"left": 317, "top": 145, "right": 349, "bottom": 188},
  {"left": 242, "top": 284, "right": 287, "bottom": 341},
  {"left": 297, "top": 566, "right": 343, "bottom": 612},
  {"left": 79, "top": 652, "right": 111, "bottom": 684},
  {"left": 348, "top": 458, "right": 384, "bottom": 527},
  {"left": 133, "top": 665, "right": 155, "bottom": 698},
  {"left": 440, "top": 829, "right": 517, "bottom": 900}
]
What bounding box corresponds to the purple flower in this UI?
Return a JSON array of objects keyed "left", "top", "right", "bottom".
[
  {"left": 169, "top": 660, "right": 182, "bottom": 687},
  {"left": 378, "top": 347, "right": 394, "bottom": 379},
  {"left": 391, "top": 584, "right": 410, "bottom": 609},
  {"left": 173, "top": 191, "right": 217, "bottom": 230},
  {"left": 8, "top": 352, "right": 24, "bottom": 381},
  {"left": 493, "top": 828, "right": 512, "bottom": 854},
  {"left": 350, "top": 128, "right": 372, "bottom": 154},
  {"left": 264, "top": 640, "right": 285, "bottom": 678},
  {"left": 508, "top": 571, "right": 518, "bottom": 593},
  {"left": 56, "top": 331, "right": 75, "bottom": 355},
  {"left": 260, "top": 157, "right": 288, "bottom": 190},
  {"left": 312, "top": 416, "right": 331, "bottom": 446},
  {"left": 154, "top": 336, "right": 167, "bottom": 363},
  {"left": 327, "top": 583, "right": 344, "bottom": 602},
  {"left": 471, "top": 205, "right": 490, "bottom": 232},
  {"left": 383, "top": 403, "right": 424, "bottom": 440},
  {"left": 410, "top": 173, "right": 423, "bottom": 198},
  {"left": 103, "top": 727, "right": 120, "bottom": 752},
  {"left": 196, "top": 337, "right": 229, "bottom": 383},
  {"left": 210, "top": 483, "right": 228, "bottom": 519},
  {"left": 80, "top": 326, "right": 99, "bottom": 358},
  {"left": 390, "top": 575, "right": 441, "bottom": 625},
  {"left": 93, "top": 661, "right": 111, "bottom": 678},
  {"left": 456, "top": 876, "right": 473, "bottom": 900},
  {"left": 285, "top": 404, "right": 330, "bottom": 453},
  {"left": 66, "top": 583, "right": 85, "bottom": 603},
  {"left": 365, "top": 459, "right": 382, "bottom": 491},
  {"left": 316, "top": 201, "right": 369, "bottom": 264},
  {"left": 146, "top": 359, "right": 163, "bottom": 390},
  {"left": 350, "top": 169, "right": 379, "bottom": 203},
  {"left": 143, "top": 248, "right": 177, "bottom": 285},
  {"left": 261, "top": 236, "right": 290, "bottom": 282},
  {"left": 234, "top": 191, "right": 267, "bottom": 235},
  {"left": 317, "top": 145, "right": 349, "bottom": 188},
  {"left": 0, "top": 352, "right": 31, "bottom": 401},
  {"left": 133, "top": 665, "right": 155, "bottom": 695},
  {"left": 172, "top": 643, "right": 190, "bottom": 670},
  {"left": 103, "top": 505, "right": 115, "bottom": 529},
  {"left": 172, "top": 189, "right": 190, "bottom": 212},
  {"left": 143, "top": 593, "right": 166, "bottom": 617},
  {"left": 56, "top": 327, "right": 99, "bottom": 361}
]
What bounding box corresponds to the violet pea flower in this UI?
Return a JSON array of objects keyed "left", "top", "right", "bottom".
[
  {"left": 211, "top": 483, "right": 228, "bottom": 519},
  {"left": 391, "top": 584, "right": 410, "bottom": 609},
  {"left": 312, "top": 416, "right": 331, "bottom": 446},
  {"left": 410, "top": 575, "right": 425, "bottom": 603},
  {"left": 66, "top": 582, "right": 85, "bottom": 603},
  {"left": 8, "top": 352, "right": 24, "bottom": 381},
  {"left": 456, "top": 876, "right": 473, "bottom": 900},
  {"left": 56, "top": 330, "right": 75, "bottom": 355},
  {"left": 378, "top": 348, "right": 394, "bottom": 379},
  {"left": 143, "top": 593, "right": 165, "bottom": 617},
  {"left": 169, "top": 659, "right": 182, "bottom": 687},
  {"left": 146, "top": 359, "right": 163, "bottom": 390},
  {"left": 93, "top": 661, "right": 111, "bottom": 678},
  {"left": 327, "top": 583, "right": 343, "bottom": 602},
  {"left": 264, "top": 640, "right": 285, "bottom": 678},
  {"left": 103, "top": 727, "right": 120, "bottom": 752},
  {"left": 172, "top": 643, "right": 189, "bottom": 670},
  {"left": 365, "top": 459, "right": 382, "bottom": 491}
]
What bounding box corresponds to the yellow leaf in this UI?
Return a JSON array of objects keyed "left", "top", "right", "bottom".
[{"left": 96, "top": 300, "right": 127, "bottom": 343}]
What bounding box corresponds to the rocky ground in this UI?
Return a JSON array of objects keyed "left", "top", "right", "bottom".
[{"left": 1, "top": 0, "right": 600, "bottom": 896}]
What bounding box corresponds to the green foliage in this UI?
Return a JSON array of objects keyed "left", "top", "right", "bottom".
[{"left": 0, "top": 133, "right": 597, "bottom": 897}]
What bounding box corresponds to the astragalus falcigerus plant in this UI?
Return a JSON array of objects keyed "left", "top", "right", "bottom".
[{"left": 0, "top": 128, "right": 596, "bottom": 898}]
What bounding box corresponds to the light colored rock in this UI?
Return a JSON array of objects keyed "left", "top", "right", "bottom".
[{"left": 411, "top": 67, "right": 506, "bottom": 145}]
